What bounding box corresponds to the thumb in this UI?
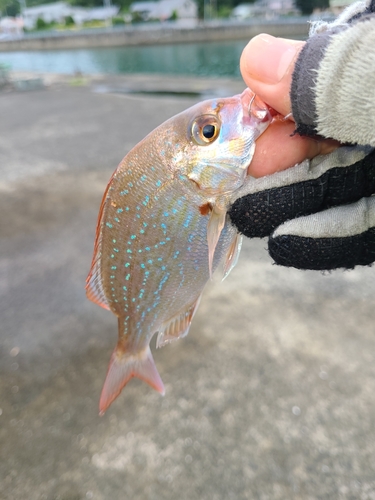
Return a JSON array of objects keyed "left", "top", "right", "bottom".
[{"left": 240, "top": 35, "right": 304, "bottom": 117}]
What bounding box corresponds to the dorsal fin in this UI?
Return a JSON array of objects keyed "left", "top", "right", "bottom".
[
  {"left": 86, "top": 255, "right": 110, "bottom": 311},
  {"left": 156, "top": 295, "right": 202, "bottom": 348},
  {"left": 86, "top": 171, "right": 117, "bottom": 311}
]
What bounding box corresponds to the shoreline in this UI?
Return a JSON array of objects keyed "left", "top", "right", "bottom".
[
  {"left": 5, "top": 70, "right": 247, "bottom": 97},
  {"left": 0, "top": 19, "right": 310, "bottom": 52}
]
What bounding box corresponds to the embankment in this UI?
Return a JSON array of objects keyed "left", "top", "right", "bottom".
[{"left": 0, "top": 19, "right": 310, "bottom": 52}]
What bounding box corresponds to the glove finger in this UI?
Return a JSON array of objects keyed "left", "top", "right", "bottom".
[
  {"left": 229, "top": 146, "right": 375, "bottom": 238},
  {"left": 269, "top": 197, "right": 375, "bottom": 270}
]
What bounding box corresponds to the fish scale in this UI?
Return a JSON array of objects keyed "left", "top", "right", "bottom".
[
  {"left": 86, "top": 89, "right": 272, "bottom": 414},
  {"left": 103, "top": 169, "right": 224, "bottom": 335}
]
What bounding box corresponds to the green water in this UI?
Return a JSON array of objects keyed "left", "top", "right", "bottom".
[{"left": 0, "top": 40, "right": 249, "bottom": 78}]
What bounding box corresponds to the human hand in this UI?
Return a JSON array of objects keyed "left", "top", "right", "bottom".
[
  {"left": 229, "top": 23, "right": 375, "bottom": 270},
  {"left": 242, "top": 34, "right": 338, "bottom": 177}
]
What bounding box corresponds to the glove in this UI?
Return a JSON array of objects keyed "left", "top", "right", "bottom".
[
  {"left": 229, "top": 146, "right": 375, "bottom": 270},
  {"left": 229, "top": 0, "right": 375, "bottom": 271}
]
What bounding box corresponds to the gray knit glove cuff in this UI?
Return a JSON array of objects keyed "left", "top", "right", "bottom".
[{"left": 290, "top": 0, "right": 375, "bottom": 143}]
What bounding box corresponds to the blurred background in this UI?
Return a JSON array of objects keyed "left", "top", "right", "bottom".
[{"left": 2, "top": 1, "right": 375, "bottom": 499}]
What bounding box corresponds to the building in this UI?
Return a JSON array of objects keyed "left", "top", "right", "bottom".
[
  {"left": 0, "top": 16, "right": 24, "bottom": 37},
  {"left": 232, "top": 0, "right": 298, "bottom": 18},
  {"left": 130, "top": 0, "right": 197, "bottom": 21},
  {"left": 22, "top": 2, "right": 119, "bottom": 30},
  {"left": 23, "top": 2, "right": 71, "bottom": 29}
]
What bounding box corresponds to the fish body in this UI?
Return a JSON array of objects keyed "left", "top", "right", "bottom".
[{"left": 86, "top": 89, "right": 271, "bottom": 414}]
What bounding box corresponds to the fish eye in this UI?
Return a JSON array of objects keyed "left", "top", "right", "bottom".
[
  {"left": 202, "top": 124, "right": 215, "bottom": 139},
  {"left": 191, "top": 115, "right": 221, "bottom": 145}
]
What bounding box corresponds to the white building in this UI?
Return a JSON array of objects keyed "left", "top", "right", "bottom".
[
  {"left": 22, "top": 2, "right": 119, "bottom": 30},
  {"left": 0, "top": 16, "right": 24, "bottom": 37},
  {"left": 130, "top": 0, "right": 197, "bottom": 21},
  {"left": 232, "top": 0, "right": 298, "bottom": 18},
  {"left": 23, "top": 2, "right": 71, "bottom": 29}
]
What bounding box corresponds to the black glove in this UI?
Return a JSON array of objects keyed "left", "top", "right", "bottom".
[{"left": 229, "top": 146, "right": 375, "bottom": 270}]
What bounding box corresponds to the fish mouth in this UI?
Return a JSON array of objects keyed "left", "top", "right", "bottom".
[
  {"left": 240, "top": 88, "right": 271, "bottom": 123},
  {"left": 240, "top": 88, "right": 273, "bottom": 175}
]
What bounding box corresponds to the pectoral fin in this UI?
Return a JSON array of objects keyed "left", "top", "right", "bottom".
[
  {"left": 207, "top": 208, "right": 226, "bottom": 279},
  {"left": 222, "top": 233, "right": 243, "bottom": 281},
  {"left": 156, "top": 295, "right": 202, "bottom": 348}
]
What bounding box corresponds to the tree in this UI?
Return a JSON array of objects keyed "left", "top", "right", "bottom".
[
  {"left": 0, "top": 0, "right": 20, "bottom": 16},
  {"left": 295, "top": 0, "right": 328, "bottom": 15}
]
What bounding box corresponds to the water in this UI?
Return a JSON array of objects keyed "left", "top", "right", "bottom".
[{"left": 0, "top": 40, "right": 249, "bottom": 78}]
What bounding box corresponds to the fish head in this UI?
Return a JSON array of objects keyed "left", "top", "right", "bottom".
[{"left": 166, "top": 88, "right": 272, "bottom": 197}]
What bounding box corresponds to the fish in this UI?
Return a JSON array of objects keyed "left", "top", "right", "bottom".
[{"left": 86, "top": 88, "right": 272, "bottom": 414}]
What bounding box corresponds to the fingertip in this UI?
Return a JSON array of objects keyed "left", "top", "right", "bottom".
[{"left": 240, "top": 35, "right": 304, "bottom": 117}]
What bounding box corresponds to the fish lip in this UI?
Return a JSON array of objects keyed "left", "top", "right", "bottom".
[
  {"left": 240, "top": 88, "right": 273, "bottom": 175},
  {"left": 240, "top": 88, "right": 271, "bottom": 123}
]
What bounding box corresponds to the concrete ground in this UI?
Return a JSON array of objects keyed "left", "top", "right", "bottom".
[{"left": 1, "top": 74, "right": 375, "bottom": 500}]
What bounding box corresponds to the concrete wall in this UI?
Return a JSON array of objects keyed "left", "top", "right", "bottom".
[{"left": 0, "top": 20, "right": 309, "bottom": 51}]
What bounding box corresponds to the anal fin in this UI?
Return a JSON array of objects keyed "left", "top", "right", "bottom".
[
  {"left": 207, "top": 207, "right": 226, "bottom": 279},
  {"left": 99, "top": 345, "right": 165, "bottom": 415},
  {"left": 222, "top": 233, "right": 243, "bottom": 281},
  {"left": 156, "top": 295, "right": 202, "bottom": 348}
]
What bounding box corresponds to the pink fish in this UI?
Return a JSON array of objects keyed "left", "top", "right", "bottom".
[{"left": 86, "top": 89, "right": 271, "bottom": 414}]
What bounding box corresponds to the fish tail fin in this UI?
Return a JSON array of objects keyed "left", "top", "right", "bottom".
[{"left": 99, "top": 344, "right": 165, "bottom": 415}]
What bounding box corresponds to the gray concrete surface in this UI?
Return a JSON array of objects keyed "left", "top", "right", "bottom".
[{"left": 1, "top": 75, "right": 375, "bottom": 500}]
